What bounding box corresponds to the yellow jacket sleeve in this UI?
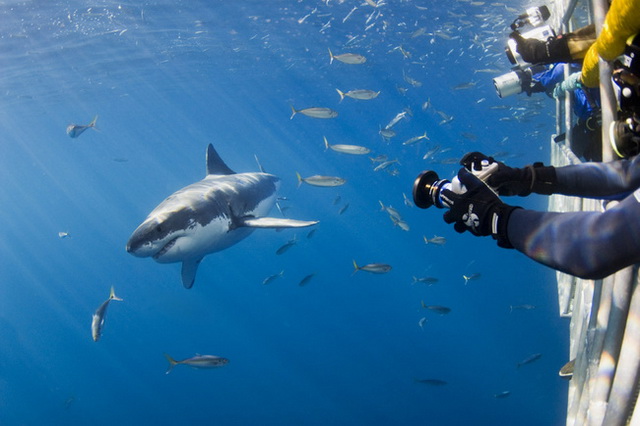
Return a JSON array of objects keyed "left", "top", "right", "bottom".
[{"left": 581, "top": 0, "right": 640, "bottom": 88}]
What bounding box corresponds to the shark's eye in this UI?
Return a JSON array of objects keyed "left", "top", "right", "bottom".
[{"left": 156, "top": 225, "right": 163, "bottom": 233}]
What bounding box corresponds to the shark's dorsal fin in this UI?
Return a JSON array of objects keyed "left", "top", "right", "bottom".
[
  {"left": 181, "top": 258, "right": 203, "bottom": 289},
  {"left": 206, "top": 144, "right": 235, "bottom": 176}
]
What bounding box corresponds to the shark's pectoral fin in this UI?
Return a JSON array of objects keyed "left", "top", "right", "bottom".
[
  {"left": 241, "top": 217, "right": 319, "bottom": 228},
  {"left": 181, "top": 258, "right": 203, "bottom": 289}
]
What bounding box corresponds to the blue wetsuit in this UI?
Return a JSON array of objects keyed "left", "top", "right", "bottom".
[
  {"left": 507, "top": 156, "right": 640, "bottom": 279},
  {"left": 533, "top": 63, "right": 600, "bottom": 120}
]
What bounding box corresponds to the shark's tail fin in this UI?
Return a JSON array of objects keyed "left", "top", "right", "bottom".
[
  {"left": 109, "top": 286, "right": 123, "bottom": 302},
  {"left": 164, "top": 353, "right": 178, "bottom": 374}
]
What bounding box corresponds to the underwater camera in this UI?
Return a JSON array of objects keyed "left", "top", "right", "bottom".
[
  {"left": 610, "top": 34, "right": 640, "bottom": 158},
  {"left": 609, "top": 114, "right": 640, "bottom": 158},
  {"left": 505, "top": 25, "right": 555, "bottom": 68},
  {"left": 510, "top": 5, "right": 551, "bottom": 31},
  {"left": 493, "top": 65, "right": 546, "bottom": 98},
  {"left": 504, "top": 5, "right": 553, "bottom": 68},
  {"left": 412, "top": 161, "right": 498, "bottom": 209}
]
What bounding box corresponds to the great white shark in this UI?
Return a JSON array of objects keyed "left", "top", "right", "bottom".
[{"left": 126, "top": 143, "right": 318, "bottom": 289}]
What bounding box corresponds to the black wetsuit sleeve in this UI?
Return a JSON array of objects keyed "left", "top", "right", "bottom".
[
  {"left": 554, "top": 156, "right": 640, "bottom": 198},
  {"left": 507, "top": 192, "right": 640, "bottom": 279}
]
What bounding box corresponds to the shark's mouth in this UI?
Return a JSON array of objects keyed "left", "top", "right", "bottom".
[{"left": 153, "top": 237, "right": 177, "bottom": 260}]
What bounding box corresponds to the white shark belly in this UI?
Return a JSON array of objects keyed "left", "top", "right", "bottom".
[{"left": 154, "top": 197, "right": 275, "bottom": 264}]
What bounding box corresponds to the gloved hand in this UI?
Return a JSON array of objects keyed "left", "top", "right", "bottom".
[
  {"left": 510, "top": 31, "right": 571, "bottom": 65},
  {"left": 441, "top": 168, "right": 520, "bottom": 248},
  {"left": 553, "top": 72, "right": 582, "bottom": 99},
  {"left": 460, "top": 152, "right": 558, "bottom": 196}
]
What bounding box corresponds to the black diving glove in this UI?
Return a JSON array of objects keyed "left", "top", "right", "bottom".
[
  {"left": 441, "top": 169, "right": 520, "bottom": 248},
  {"left": 460, "top": 152, "right": 558, "bottom": 196},
  {"left": 510, "top": 31, "right": 572, "bottom": 65}
]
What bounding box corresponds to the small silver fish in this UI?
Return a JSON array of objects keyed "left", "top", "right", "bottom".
[
  {"left": 385, "top": 111, "right": 407, "bottom": 129},
  {"left": 379, "top": 201, "right": 401, "bottom": 221},
  {"left": 290, "top": 106, "right": 338, "bottom": 119},
  {"left": 424, "top": 235, "right": 446, "bottom": 245},
  {"left": 338, "top": 203, "right": 349, "bottom": 215},
  {"left": 91, "top": 286, "right": 123, "bottom": 342},
  {"left": 517, "top": 353, "right": 542, "bottom": 368},
  {"left": 67, "top": 115, "right": 98, "bottom": 138},
  {"left": 58, "top": 231, "right": 70, "bottom": 239},
  {"left": 328, "top": 48, "right": 367, "bottom": 64},
  {"left": 463, "top": 273, "right": 481, "bottom": 284},
  {"left": 296, "top": 172, "right": 346, "bottom": 187},
  {"left": 369, "top": 154, "right": 388, "bottom": 163},
  {"left": 509, "top": 304, "right": 536, "bottom": 313},
  {"left": 415, "top": 379, "right": 447, "bottom": 386},
  {"left": 418, "top": 317, "right": 427, "bottom": 329},
  {"left": 373, "top": 159, "right": 399, "bottom": 172},
  {"left": 411, "top": 27, "right": 427, "bottom": 38},
  {"left": 412, "top": 276, "right": 439, "bottom": 285},
  {"left": 342, "top": 6, "right": 357, "bottom": 23},
  {"left": 276, "top": 237, "right": 297, "bottom": 255},
  {"left": 352, "top": 260, "right": 392, "bottom": 274},
  {"left": 298, "top": 273, "right": 316, "bottom": 287},
  {"left": 336, "top": 89, "right": 380, "bottom": 101},
  {"left": 474, "top": 68, "right": 501, "bottom": 74},
  {"left": 421, "top": 301, "right": 451, "bottom": 315},
  {"left": 403, "top": 193, "right": 414, "bottom": 207},
  {"left": 164, "top": 353, "right": 229, "bottom": 374},
  {"left": 422, "top": 145, "right": 441, "bottom": 160},
  {"left": 439, "top": 117, "right": 454, "bottom": 126},
  {"left": 402, "top": 132, "right": 429, "bottom": 146},
  {"left": 324, "top": 136, "right": 371, "bottom": 155},
  {"left": 461, "top": 132, "right": 477, "bottom": 141},
  {"left": 402, "top": 72, "right": 422, "bottom": 87},
  {"left": 452, "top": 82, "right": 476, "bottom": 90},
  {"left": 494, "top": 391, "right": 511, "bottom": 399},
  {"left": 390, "top": 215, "right": 410, "bottom": 231},
  {"left": 262, "top": 270, "right": 284, "bottom": 285},
  {"left": 379, "top": 128, "right": 396, "bottom": 141}
]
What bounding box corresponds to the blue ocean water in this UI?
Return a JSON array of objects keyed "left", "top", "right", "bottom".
[{"left": 0, "top": 1, "right": 570, "bottom": 425}]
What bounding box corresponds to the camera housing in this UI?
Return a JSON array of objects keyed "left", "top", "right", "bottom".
[
  {"left": 493, "top": 65, "right": 546, "bottom": 98},
  {"left": 510, "top": 6, "right": 551, "bottom": 31},
  {"left": 413, "top": 162, "right": 499, "bottom": 209},
  {"left": 505, "top": 25, "right": 555, "bottom": 68},
  {"left": 413, "top": 171, "right": 453, "bottom": 209},
  {"left": 610, "top": 115, "right": 640, "bottom": 158},
  {"left": 610, "top": 34, "right": 640, "bottom": 158}
]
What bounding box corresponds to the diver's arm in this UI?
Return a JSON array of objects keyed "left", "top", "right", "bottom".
[
  {"left": 554, "top": 156, "right": 640, "bottom": 197},
  {"left": 462, "top": 152, "right": 640, "bottom": 198},
  {"left": 507, "top": 194, "right": 640, "bottom": 279}
]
